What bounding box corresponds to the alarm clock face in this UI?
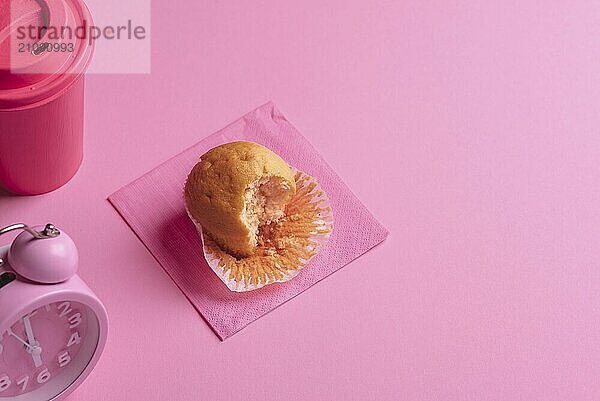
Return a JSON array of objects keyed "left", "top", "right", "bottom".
[{"left": 0, "top": 300, "right": 99, "bottom": 400}]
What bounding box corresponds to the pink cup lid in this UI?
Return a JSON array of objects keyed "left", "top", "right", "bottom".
[{"left": 0, "top": 0, "right": 94, "bottom": 110}]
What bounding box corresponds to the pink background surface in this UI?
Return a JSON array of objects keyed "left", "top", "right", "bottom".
[{"left": 1, "top": 1, "right": 600, "bottom": 400}]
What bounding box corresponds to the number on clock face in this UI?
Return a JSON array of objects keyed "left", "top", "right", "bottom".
[
  {"left": 0, "top": 301, "right": 89, "bottom": 397},
  {"left": 0, "top": 375, "right": 10, "bottom": 391},
  {"left": 17, "top": 375, "right": 28, "bottom": 391},
  {"left": 58, "top": 351, "right": 71, "bottom": 367},
  {"left": 68, "top": 331, "right": 81, "bottom": 347}
]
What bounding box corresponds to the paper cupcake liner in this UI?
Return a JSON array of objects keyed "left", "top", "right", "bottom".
[{"left": 186, "top": 168, "right": 333, "bottom": 292}]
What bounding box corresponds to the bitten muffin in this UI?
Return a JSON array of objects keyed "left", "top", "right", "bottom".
[{"left": 184, "top": 141, "right": 297, "bottom": 258}]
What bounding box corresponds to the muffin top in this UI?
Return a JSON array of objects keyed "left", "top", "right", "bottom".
[{"left": 184, "top": 141, "right": 297, "bottom": 256}]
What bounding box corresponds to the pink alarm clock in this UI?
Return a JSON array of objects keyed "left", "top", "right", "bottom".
[{"left": 0, "top": 223, "right": 108, "bottom": 400}]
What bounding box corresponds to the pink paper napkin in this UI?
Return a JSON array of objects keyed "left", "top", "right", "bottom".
[{"left": 108, "top": 102, "right": 388, "bottom": 340}]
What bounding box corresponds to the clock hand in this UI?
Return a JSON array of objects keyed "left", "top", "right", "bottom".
[
  {"left": 23, "top": 315, "right": 43, "bottom": 368},
  {"left": 6, "top": 328, "right": 32, "bottom": 349}
]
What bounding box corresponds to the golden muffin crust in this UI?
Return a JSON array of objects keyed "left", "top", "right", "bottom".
[{"left": 185, "top": 141, "right": 297, "bottom": 258}]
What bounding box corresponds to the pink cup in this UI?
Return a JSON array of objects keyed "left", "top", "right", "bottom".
[{"left": 0, "top": 0, "right": 94, "bottom": 195}]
